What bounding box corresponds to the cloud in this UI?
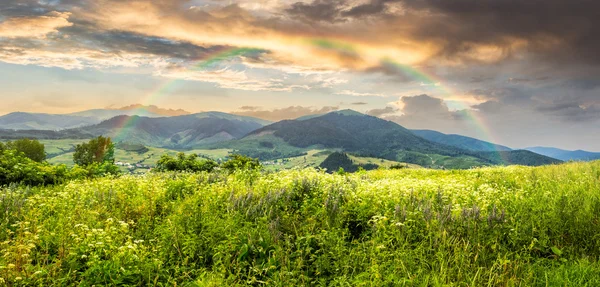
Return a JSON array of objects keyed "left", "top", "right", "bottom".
[
  {"left": 286, "top": 0, "right": 346, "bottom": 23},
  {"left": 384, "top": 94, "right": 470, "bottom": 130},
  {"left": 366, "top": 106, "right": 397, "bottom": 117},
  {"left": 337, "top": 90, "right": 386, "bottom": 97},
  {"left": 351, "top": 102, "right": 368, "bottom": 105},
  {"left": 232, "top": 105, "right": 339, "bottom": 121},
  {"left": 0, "top": 11, "right": 72, "bottom": 38},
  {"left": 399, "top": 94, "right": 453, "bottom": 117},
  {"left": 399, "top": 0, "right": 600, "bottom": 65}
]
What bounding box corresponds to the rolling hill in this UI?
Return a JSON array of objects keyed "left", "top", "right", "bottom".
[
  {"left": 0, "top": 105, "right": 193, "bottom": 131},
  {"left": 0, "top": 112, "right": 98, "bottom": 130},
  {"left": 411, "top": 129, "right": 512, "bottom": 152},
  {"left": 227, "top": 110, "right": 559, "bottom": 168},
  {"left": 525, "top": 147, "right": 600, "bottom": 161},
  {"left": 66, "top": 112, "right": 271, "bottom": 148}
]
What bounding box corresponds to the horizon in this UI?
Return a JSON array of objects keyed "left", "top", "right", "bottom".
[
  {"left": 1, "top": 104, "right": 599, "bottom": 153},
  {"left": 1, "top": 0, "right": 599, "bottom": 151}
]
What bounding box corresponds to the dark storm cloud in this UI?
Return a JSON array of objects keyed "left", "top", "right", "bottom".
[
  {"left": 286, "top": 0, "right": 346, "bottom": 23},
  {"left": 286, "top": 0, "right": 400, "bottom": 23},
  {"left": 62, "top": 26, "right": 225, "bottom": 61},
  {"left": 399, "top": 0, "right": 600, "bottom": 64}
]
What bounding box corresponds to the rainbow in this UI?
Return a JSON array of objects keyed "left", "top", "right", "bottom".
[
  {"left": 113, "top": 47, "right": 266, "bottom": 140},
  {"left": 303, "top": 38, "right": 507, "bottom": 163},
  {"left": 379, "top": 58, "right": 508, "bottom": 164},
  {"left": 112, "top": 37, "right": 506, "bottom": 165}
]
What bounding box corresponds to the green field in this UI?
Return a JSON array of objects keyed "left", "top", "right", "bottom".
[{"left": 2, "top": 161, "right": 600, "bottom": 285}]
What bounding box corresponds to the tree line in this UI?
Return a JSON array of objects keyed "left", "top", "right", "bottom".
[{"left": 0, "top": 136, "right": 263, "bottom": 186}]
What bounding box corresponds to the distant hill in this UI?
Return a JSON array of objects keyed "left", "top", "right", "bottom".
[
  {"left": 525, "top": 147, "right": 600, "bottom": 161},
  {"left": 234, "top": 110, "right": 558, "bottom": 168},
  {"left": 474, "top": 150, "right": 562, "bottom": 166},
  {"left": 411, "top": 129, "right": 512, "bottom": 152},
  {"left": 0, "top": 112, "right": 98, "bottom": 130},
  {"left": 0, "top": 128, "right": 92, "bottom": 140},
  {"left": 64, "top": 112, "right": 270, "bottom": 148},
  {"left": 246, "top": 110, "right": 460, "bottom": 157},
  {"left": 0, "top": 105, "right": 193, "bottom": 131}
]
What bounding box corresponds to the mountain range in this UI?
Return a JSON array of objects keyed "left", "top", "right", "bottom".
[
  {"left": 524, "top": 147, "right": 600, "bottom": 162},
  {"left": 0, "top": 107, "right": 581, "bottom": 168},
  {"left": 0, "top": 105, "right": 192, "bottom": 130}
]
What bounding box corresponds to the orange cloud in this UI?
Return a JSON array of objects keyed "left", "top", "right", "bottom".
[{"left": 0, "top": 12, "right": 72, "bottom": 38}]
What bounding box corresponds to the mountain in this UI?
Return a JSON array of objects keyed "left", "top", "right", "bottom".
[
  {"left": 0, "top": 112, "right": 98, "bottom": 130},
  {"left": 246, "top": 110, "right": 457, "bottom": 156},
  {"left": 525, "top": 147, "right": 600, "bottom": 161},
  {"left": 65, "top": 112, "right": 271, "bottom": 148},
  {"left": 0, "top": 105, "right": 195, "bottom": 131},
  {"left": 231, "top": 110, "right": 559, "bottom": 168},
  {"left": 474, "top": 150, "right": 562, "bottom": 166},
  {"left": 411, "top": 129, "right": 512, "bottom": 152}
]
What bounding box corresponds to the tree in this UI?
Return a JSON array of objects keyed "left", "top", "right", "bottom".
[
  {"left": 5, "top": 139, "right": 46, "bottom": 162},
  {"left": 221, "top": 154, "right": 261, "bottom": 172},
  {"left": 73, "top": 136, "right": 115, "bottom": 166},
  {"left": 155, "top": 152, "right": 218, "bottom": 173}
]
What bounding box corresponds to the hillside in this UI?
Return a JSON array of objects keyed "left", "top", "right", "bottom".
[
  {"left": 3, "top": 161, "right": 600, "bottom": 285},
  {"left": 69, "top": 112, "right": 270, "bottom": 148},
  {"left": 247, "top": 110, "right": 462, "bottom": 157},
  {"left": 525, "top": 146, "right": 600, "bottom": 161},
  {"left": 0, "top": 105, "right": 194, "bottom": 131},
  {"left": 240, "top": 110, "right": 556, "bottom": 168},
  {"left": 412, "top": 129, "right": 512, "bottom": 151},
  {"left": 475, "top": 150, "right": 562, "bottom": 166}
]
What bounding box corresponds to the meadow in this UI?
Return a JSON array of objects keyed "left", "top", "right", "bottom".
[{"left": 1, "top": 161, "right": 600, "bottom": 286}]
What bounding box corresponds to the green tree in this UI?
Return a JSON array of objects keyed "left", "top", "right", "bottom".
[
  {"left": 5, "top": 139, "right": 46, "bottom": 162},
  {"left": 155, "top": 153, "right": 218, "bottom": 173},
  {"left": 221, "top": 154, "right": 261, "bottom": 172},
  {"left": 73, "top": 136, "right": 115, "bottom": 166}
]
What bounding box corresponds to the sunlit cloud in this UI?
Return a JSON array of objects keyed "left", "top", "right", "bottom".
[{"left": 0, "top": 11, "right": 72, "bottom": 38}]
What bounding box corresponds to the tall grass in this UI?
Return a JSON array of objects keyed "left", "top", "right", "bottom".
[{"left": 1, "top": 161, "right": 600, "bottom": 285}]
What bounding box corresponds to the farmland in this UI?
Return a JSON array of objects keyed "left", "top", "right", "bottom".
[{"left": 1, "top": 161, "right": 600, "bottom": 285}]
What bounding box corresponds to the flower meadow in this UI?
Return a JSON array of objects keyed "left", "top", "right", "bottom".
[{"left": 1, "top": 161, "right": 600, "bottom": 286}]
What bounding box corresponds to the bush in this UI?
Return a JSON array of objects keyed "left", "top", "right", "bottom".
[
  {"left": 0, "top": 149, "right": 118, "bottom": 187},
  {"left": 155, "top": 153, "right": 218, "bottom": 173},
  {"left": 221, "top": 154, "right": 261, "bottom": 172}
]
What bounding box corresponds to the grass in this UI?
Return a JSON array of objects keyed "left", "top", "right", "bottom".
[{"left": 1, "top": 160, "right": 600, "bottom": 285}]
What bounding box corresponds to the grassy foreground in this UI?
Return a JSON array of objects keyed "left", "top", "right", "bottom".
[{"left": 1, "top": 162, "right": 600, "bottom": 286}]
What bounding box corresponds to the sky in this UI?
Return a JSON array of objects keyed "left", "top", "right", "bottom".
[{"left": 0, "top": 0, "right": 599, "bottom": 151}]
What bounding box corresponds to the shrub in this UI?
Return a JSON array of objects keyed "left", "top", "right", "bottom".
[
  {"left": 155, "top": 153, "right": 218, "bottom": 173},
  {"left": 221, "top": 154, "right": 261, "bottom": 172}
]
